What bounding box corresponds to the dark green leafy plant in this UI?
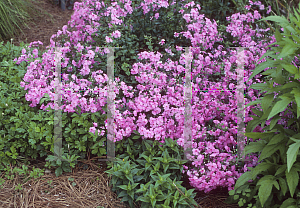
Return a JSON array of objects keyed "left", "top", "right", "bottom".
[
  {"left": 0, "top": 41, "right": 111, "bottom": 177},
  {"left": 199, "top": 0, "right": 240, "bottom": 24},
  {"left": 105, "top": 136, "right": 198, "bottom": 208},
  {"left": 225, "top": 3, "right": 300, "bottom": 207}
]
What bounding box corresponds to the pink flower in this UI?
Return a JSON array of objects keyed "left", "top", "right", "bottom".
[
  {"left": 259, "top": 5, "right": 264, "bottom": 10},
  {"left": 245, "top": 5, "right": 251, "bottom": 10},
  {"left": 87, "top": 50, "right": 95, "bottom": 59},
  {"left": 192, "top": 148, "right": 200, "bottom": 156},
  {"left": 159, "top": 39, "right": 165, "bottom": 45},
  {"left": 105, "top": 36, "right": 113, "bottom": 43},
  {"left": 112, "top": 30, "right": 121, "bottom": 38},
  {"left": 267, "top": 6, "right": 271, "bottom": 14},
  {"left": 253, "top": 10, "right": 261, "bottom": 20}
]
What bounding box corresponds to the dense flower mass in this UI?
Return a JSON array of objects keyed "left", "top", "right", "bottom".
[{"left": 14, "top": 0, "right": 297, "bottom": 193}]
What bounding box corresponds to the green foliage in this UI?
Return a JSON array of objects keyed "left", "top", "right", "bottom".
[
  {"left": 0, "top": 0, "right": 246, "bottom": 180},
  {"left": 225, "top": 3, "right": 300, "bottom": 207},
  {"left": 0, "top": 41, "right": 110, "bottom": 177},
  {"left": 0, "top": 164, "right": 45, "bottom": 186},
  {"left": 4, "top": 0, "right": 300, "bottom": 195},
  {"left": 105, "top": 137, "right": 198, "bottom": 208},
  {"left": 200, "top": 0, "right": 243, "bottom": 25}
]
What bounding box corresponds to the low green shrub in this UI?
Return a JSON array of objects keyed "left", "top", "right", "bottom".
[
  {"left": 225, "top": 4, "right": 300, "bottom": 208},
  {"left": 5, "top": 0, "right": 247, "bottom": 178},
  {"left": 1, "top": 0, "right": 201, "bottom": 178},
  {"left": 0, "top": 41, "right": 110, "bottom": 176},
  {"left": 0, "top": 0, "right": 276, "bottom": 180},
  {"left": 105, "top": 136, "right": 198, "bottom": 208}
]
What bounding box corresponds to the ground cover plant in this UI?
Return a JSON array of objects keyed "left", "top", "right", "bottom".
[
  {"left": 104, "top": 137, "right": 198, "bottom": 207},
  {"left": 1, "top": 0, "right": 300, "bottom": 207}
]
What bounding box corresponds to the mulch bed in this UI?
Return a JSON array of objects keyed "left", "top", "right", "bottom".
[{"left": 0, "top": 154, "right": 240, "bottom": 208}]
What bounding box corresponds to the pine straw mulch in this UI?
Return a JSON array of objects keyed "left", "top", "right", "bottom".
[{"left": 0, "top": 153, "right": 241, "bottom": 208}]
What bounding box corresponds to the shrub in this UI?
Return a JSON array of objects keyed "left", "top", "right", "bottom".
[
  {"left": 10, "top": 0, "right": 278, "bottom": 188},
  {"left": 105, "top": 136, "right": 198, "bottom": 208},
  {"left": 0, "top": 40, "right": 108, "bottom": 176},
  {"left": 6, "top": 0, "right": 293, "bottom": 193},
  {"left": 0, "top": 40, "right": 48, "bottom": 170},
  {"left": 225, "top": 3, "right": 300, "bottom": 207},
  {"left": 96, "top": 0, "right": 277, "bottom": 194}
]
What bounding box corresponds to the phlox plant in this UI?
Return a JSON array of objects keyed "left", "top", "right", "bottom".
[{"left": 13, "top": 0, "right": 297, "bottom": 194}]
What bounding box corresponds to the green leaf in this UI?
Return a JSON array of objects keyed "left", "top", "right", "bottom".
[
  {"left": 228, "top": 190, "right": 235, "bottom": 195},
  {"left": 250, "top": 162, "right": 273, "bottom": 180},
  {"left": 278, "top": 177, "right": 288, "bottom": 196},
  {"left": 55, "top": 167, "right": 62, "bottom": 177},
  {"left": 233, "top": 195, "right": 239, "bottom": 200},
  {"left": 56, "top": 159, "right": 62, "bottom": 166},
  {"left": 290, "top": 90, "right": 300, "bottom": 119},
  {"left": 257, "top": 178, "right": 274, "bottom": 207},
  {"left": 244, "top": 132, "right": 274, "bottom": 140},
  {"left": 136, "top": 195, "right": 151, "bottom": 203},
  {"left": 278, "top": 44, "right": 298, "bottom": 59},
  {"left": 273, "top": 180, "right": 280, "bottom": 190},
  {"left": 259, "top": 16, "right": 290, "bottom": 27},
  {"left": 285, "top": 167, "right": 299, "bottom": 197},
  {"left": 132, "top": 135, "right": 140, "bottom": 139},
  {"left": 267, "top": 96, "right": 293, "bottom": 120},
  {"left": 280, "top": 197, "right": 297, "bottom": 208},
  {"left": 269, "top": 115, "right": 281, "bottom": 130},
  {"left": 261, "top": 94, "right": 274, "bottom": 113},
  {"left": 282, "top": 64, "right": 298, "bottom": 75},
  {"left": 287, "top": 139, "right": 300, "bottom": 173},
  {"left": 251, "top": 108, "right": 264, "bottom": 117},
  {"left": 248, "top": 60, "right": 275, "bottom": 81},
  {"left": 35, "top": 127, "right": 40, "bottom": 133},
  {"left": 234, "top": 171, "right": 252, "bottom": 189},
  {"left": 275, "top": 164, "right": 287, "bottom": 176},
  {"left": 244, "top": 140, "right": 266, "bottom": 155},
  {"left": 117, "top": 190, "right": 128, "bottom": 198},
  {"left": 242, "top": 99, "right": 262, "bottom": 110},
  {"left": 282, "top": 81, "right": 300, "bottom": 90},
  {"left": 62, "top": 163, "right": 71, "bottom": 173},
  {"left": 256, "top": 50, "right": 276, "bottom": 65},
  {"left": 274, "top": 26, "right": 283, "bottom": 42},
  {"left": 268, "top": 133, "right": 285, "bottom": 145},
  {"left": 249, "top": 82, "right": 269, "bottom": 90},
  {"left": 117, "top": 184, "right": 129, "bottom": 191},
  {"left": 258, "top": 144, "right": 281, "bottom": 163}
]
